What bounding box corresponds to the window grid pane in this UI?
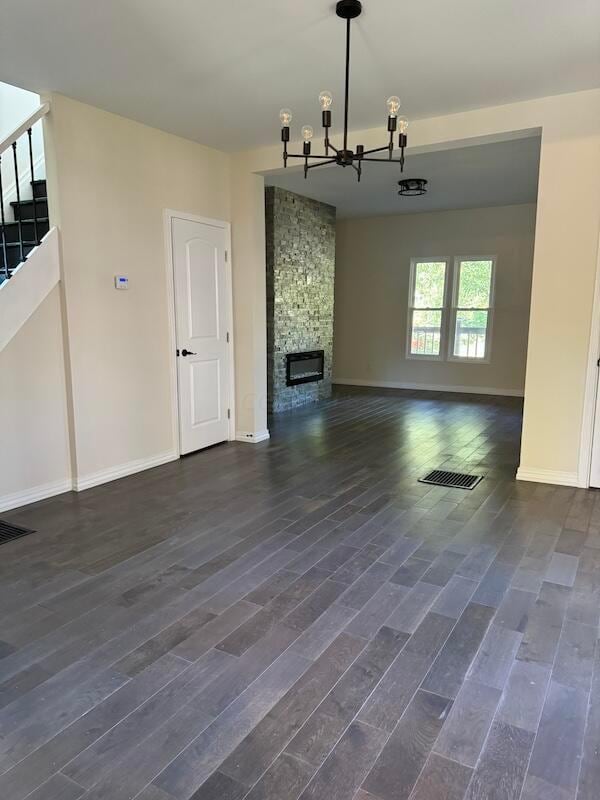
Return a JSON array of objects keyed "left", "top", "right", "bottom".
[
  {"left": 457, "top": 260, "right": 493, "bottom": 308},
  {"left": 413, "top": 262, "right": 447, "bottom": 308},
  {"left": 453, "top": 309, "right": 488, "bottom": 358},
  {"left": 411, "top": 309, "right": 442, "bottom": 356}
]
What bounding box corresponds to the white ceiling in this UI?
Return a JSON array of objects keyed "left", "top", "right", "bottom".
[
  {"left": 265, "top": 136, "right": 541, "bottom": 218},
  {"left": 0, "top": 1, "right": 598, "bottom": 151}
]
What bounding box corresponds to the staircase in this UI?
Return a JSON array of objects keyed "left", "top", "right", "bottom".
[
  {"left": 0, "top": 102, "right": 60, "bottom": 356},
  {"left": 0, "top": 178, "right": 49, "bottom": 284}
]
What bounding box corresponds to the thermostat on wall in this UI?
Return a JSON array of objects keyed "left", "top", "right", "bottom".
[{"left": 114, "top": 275, "right": 129, "bottom": 290}]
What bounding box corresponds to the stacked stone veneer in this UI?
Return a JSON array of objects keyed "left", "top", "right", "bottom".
[{"left": 265, "top": 186, "right": 336, "bottom": 413}]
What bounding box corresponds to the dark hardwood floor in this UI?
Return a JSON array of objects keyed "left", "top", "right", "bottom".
[{"left": 0, "top": 386, "right": 598, "bottom": 800}]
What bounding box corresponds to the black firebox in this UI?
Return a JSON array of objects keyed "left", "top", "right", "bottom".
[{"left": 286, "top": 350, "right": 325, "bottom": 386}]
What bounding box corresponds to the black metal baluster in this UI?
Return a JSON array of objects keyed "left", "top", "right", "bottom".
[
  {"left": 0, "top": 154, "right": 8, "bottom": 280},
  {"left": 12, "top": 141, "right": 24, "bottom": 264},
  {"left": 27, "top": 127, "right": 39, "bottom": 245}
]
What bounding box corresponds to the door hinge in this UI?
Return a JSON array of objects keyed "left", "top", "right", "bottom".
[
  {"left": 227, "top": 408, "right": 231, "bottom": 419},
  {"left": 597, "top": 357, "right": 600, "bottom": 367},
  {"left": 225, "top": 250, "right": 228, "bottom": 263},
  {"left": 226, "top": 331, "right": 230, "bottom": 343}
]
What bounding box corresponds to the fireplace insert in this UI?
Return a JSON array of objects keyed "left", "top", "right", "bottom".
[{"left": 286, "top": 350, "right": 325, "bottom": 386}]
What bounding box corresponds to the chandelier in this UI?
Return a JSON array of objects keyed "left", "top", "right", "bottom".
[{"left": 279, "top": 0, "right": 410, "bottom": 184}]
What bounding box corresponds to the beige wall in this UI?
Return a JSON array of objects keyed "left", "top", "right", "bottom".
[
  {"left": 45, "top": 94, "right": 232, "bottom": 483},
  {"left": 0, "top": 287, "right": 71, "bottom": 508},
  {"left": 334, "top": 203, "right": 536, "bottom": 394}
]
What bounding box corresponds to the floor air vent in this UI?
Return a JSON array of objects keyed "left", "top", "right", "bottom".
[
  {"left": 419, "top": 470, "right": 483, "bottom": 490},
  {"left": 0, "top": 520, "right": 36, "bottom": 545}
]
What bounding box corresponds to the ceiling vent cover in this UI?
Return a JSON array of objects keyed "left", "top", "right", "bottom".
[
  {"left": 419, "top": 470, "right": 483, "bottom": 490},
  {"left": 0, "top": 520, "right": 36, "bottom": 546}
]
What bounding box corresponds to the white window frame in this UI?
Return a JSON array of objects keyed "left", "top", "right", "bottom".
[
  {"left": 448, "top": 255, "right": 496, "bottom": 364},
  {"left": 406, "top": 257, "right": 451, "bottom": 361}
]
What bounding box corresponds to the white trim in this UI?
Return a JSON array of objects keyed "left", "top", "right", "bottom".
[
  {"left": 0, "top": 478, "right": 72, "bottom": 513},
  {"left": 447, "top": 255, "right": 496, "bottom": 364},
  {"left": 578, "top": 230, "right": 600, "bottom": 489},
  {"left": 163, "top": 209, "right": 236, "bottom": 456},
  {"left": 163, "top": 210, "right": 180, "bottom": 457},
  {"left": 333, "top": 378, "right": 524, "bottom": 397},
  {"left": 516, "top": 467, "right": 579, "bottom": 487},
  {"left": 235, "top": 430, "right": 271, "bottom": 443},
  {"left": 0, "top": 228, "right": 60, "bottom": 352},
  {"left": 73, "top": 450, "right": 178, "bottom": 492}
]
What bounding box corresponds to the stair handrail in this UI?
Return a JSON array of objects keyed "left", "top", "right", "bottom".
[
  {"left": 0, "top": 102, "right": 50, "bottom": 281},
  {"left": 0, "top": 103, "right": 50, "bottom": 158}
]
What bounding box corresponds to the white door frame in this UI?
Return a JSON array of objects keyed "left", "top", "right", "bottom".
[
  {"left": 579, "top": 229, "right": 600, "bottom": 487},
  {"left": 163, "top": 209, "right": 236, "bottom": 456}
]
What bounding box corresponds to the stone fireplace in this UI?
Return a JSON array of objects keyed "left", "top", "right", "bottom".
[{"left": 265, "top": 186, "right": 336, "bottom": 413}]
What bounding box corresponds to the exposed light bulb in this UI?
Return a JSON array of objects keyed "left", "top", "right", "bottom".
[
  {"left": 279, "top": 108, "right": 292, "bottom": 127},
  {"left": 386, "top": 96, "right": 401, "bottom": 117},
  {"left": 319, "top": 91, "right": 333, "bottom": 110},
  {"left": 302, "top": 125, "right": 314, "bottom": 142},
  {"left": 397, "top": 116, "right": 409, "bottom": 134}
]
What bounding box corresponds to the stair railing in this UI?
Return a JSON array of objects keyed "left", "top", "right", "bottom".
[{"left": 0, "top": 103, "right": 50, "bottom": 282}]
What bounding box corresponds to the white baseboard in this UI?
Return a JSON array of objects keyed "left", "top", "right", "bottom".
[
  {"left": 73, "top": 450, "right": 179, "bottom": 491},
  {"left": 235, "top": 430, "right": 270, "bottom": 444},
  {"left": 0, "top": 478, "right": 72, "bottom": 513},
  {"left": 333, "top": 378, "right": 524, "bottom": 398},
  {"left": 516, "top": 467, "right": 580, "bottom": 487}
]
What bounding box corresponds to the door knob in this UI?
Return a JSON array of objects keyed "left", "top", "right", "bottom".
[{"left": 181, "top": 349, "right": 197, "bottom": 357}]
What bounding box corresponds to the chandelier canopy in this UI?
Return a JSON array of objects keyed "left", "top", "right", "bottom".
[{"left": 279, "top": 0, "right": 414, "bottom": 186}]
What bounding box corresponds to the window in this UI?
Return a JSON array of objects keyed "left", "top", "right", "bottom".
[
  {"left": 450, "top": 258, "right": 495, "bottom": 361},
  {"left": 406, "top": 255, "right": 496, "bottom": 362},
  {"left": 407, "top": 259, "right": 448, "bottom": 358}
]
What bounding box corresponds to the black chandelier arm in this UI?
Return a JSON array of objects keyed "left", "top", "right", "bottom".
[
  {"left": 285, "top": 153, "right": 340, "bottom": 161},
  {"left": 305, "top": 158, "right": 338, "bottom": 170},
  {"left": 359, "top": 144, "right": 390, "bottom": 157},
  {"left": 359, "top": 156, "right": 404, "bottom": 163}
]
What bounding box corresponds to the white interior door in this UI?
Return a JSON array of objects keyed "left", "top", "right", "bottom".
[{"left": 172, "top": 216, "right": 231, "bottom": 454}]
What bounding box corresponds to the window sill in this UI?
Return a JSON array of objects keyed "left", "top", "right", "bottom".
[
  {"left": 447, "top": 355, "right": 491, "bottom": 364},
  {"left": 406, "top": 353, "right": 445, "bottom": 362}
]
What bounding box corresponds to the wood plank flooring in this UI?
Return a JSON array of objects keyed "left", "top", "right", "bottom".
[{"left": 0, "top": 386, "right": 598, "bottom": 800}]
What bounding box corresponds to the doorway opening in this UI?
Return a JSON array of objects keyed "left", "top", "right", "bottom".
[{"left": 262, "top": 133, "right": 542, "bottom": 478}]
